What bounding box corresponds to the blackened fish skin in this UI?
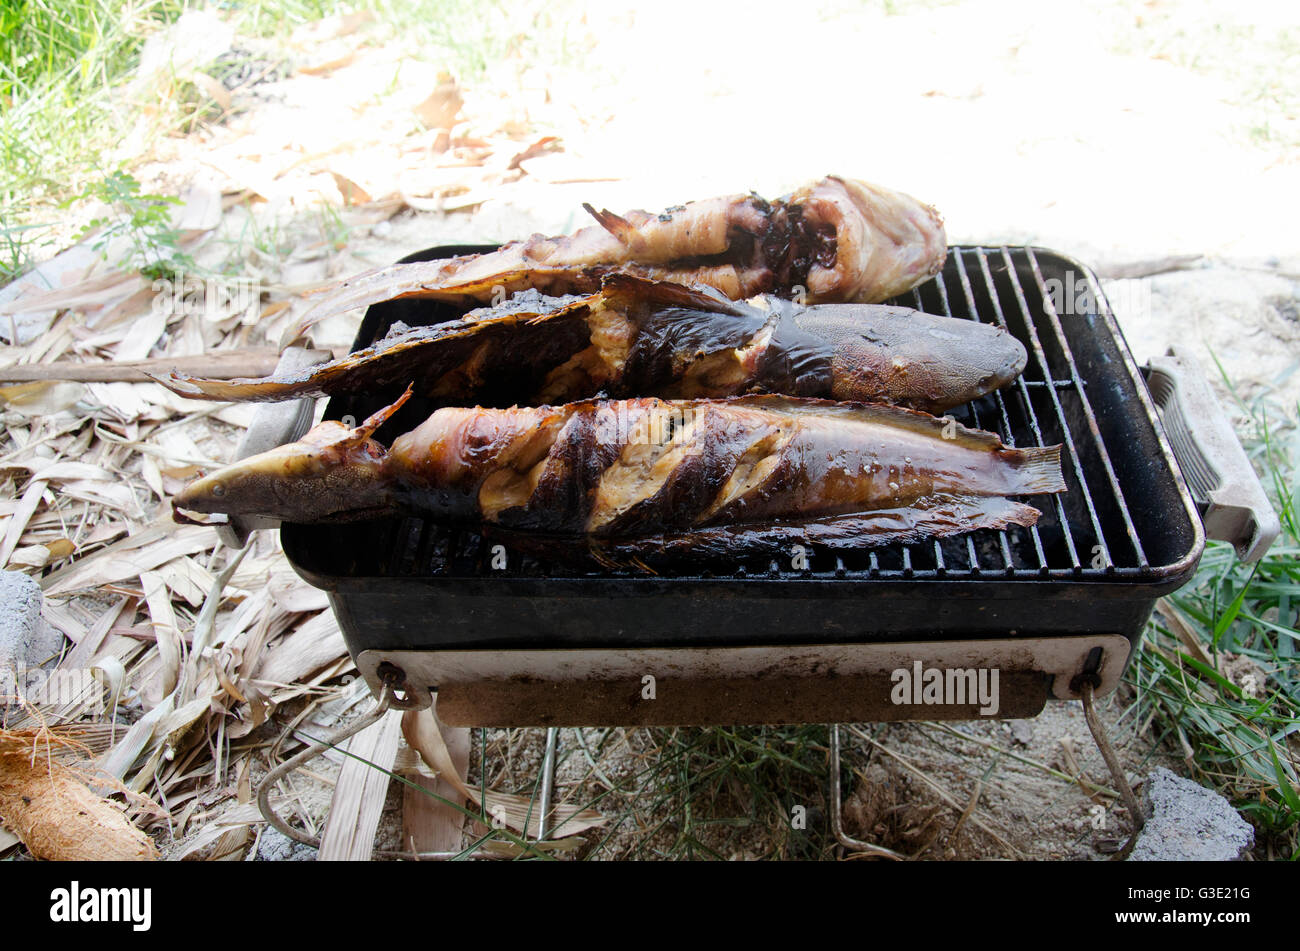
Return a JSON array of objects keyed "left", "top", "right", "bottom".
[
  {"left": 156, "top": 276, "right": 1025, "bottom": 414},
  {"left": 792, "top": 305, "right": 1026, "bottom": 412},
  {"left": 174, "top": 391, "right": 1065, "bottom": 565}
]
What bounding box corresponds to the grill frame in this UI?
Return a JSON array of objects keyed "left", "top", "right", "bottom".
[{"left": 282, "top": 245, "right": 1204, "bottom": 659}]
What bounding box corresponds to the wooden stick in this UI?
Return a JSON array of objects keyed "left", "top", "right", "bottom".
[{"left": 0, "top": 349, "right": 334, "bottom": 383}]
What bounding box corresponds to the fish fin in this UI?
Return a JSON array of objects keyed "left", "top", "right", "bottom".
[
  {"left": 726, "top": 394, "right": 1018, "bottom": 452},
  {"left": 599, "top": 273, "right": 745, "bottom": 316},
  {"left": 479, "top": 496, "right": 1042, "bottom": 573},
  {"left": 1006, "top": 445, "right": 1066, "bottom": 494},
  {"left": 413, "top": 269, "right": 550, "bottom": 301},
  {"left": 350, "top": 384, "right": 414, "bottom": 443},
  {"left": 644, "top": 496, "right": 1044, "bottom": 559},
  {"left": 148, "top": 371, "right": 205, "bottom": 397},
  {"left": 583, "top": 203, "right": 635, "bottom": 244},
  {"left": 150, "top": 370, "right": 294, "bottom": 401},
  {"left": 159, "top": 293, "right": 599, "bottom": 403}
]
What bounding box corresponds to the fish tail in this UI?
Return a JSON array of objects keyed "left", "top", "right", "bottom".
[{"left": 1007, "top": 445, "right": 1066, "bottom": 495}]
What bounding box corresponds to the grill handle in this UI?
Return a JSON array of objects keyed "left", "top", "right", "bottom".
[
  {"left": 1144, "top": 347, "right": 1280, "bottom": 562},
  {"left": 215, "top": 344, "right": 330, "bottom": 549}
]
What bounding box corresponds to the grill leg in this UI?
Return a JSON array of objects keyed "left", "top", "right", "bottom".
[
  {"left": 1080, "top": 683, "right": 1147, "bottom": 858},
  {"left": 258, "top": 685, "right": 394, "bottom": 849},
  {"left": 537, "top": 727, "right": 560, "bottom": 840},
  {"left": 829, "top": 724, "right": 905, "bottom": 860}
]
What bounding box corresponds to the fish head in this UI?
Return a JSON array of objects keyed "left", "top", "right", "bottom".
[
  {"left": 172, "top": 425, "right": 388, "bottom": 522},
  {"left": 796, "top": 305, "right": 1027, "bottom": 414},
  {"left": 173, "top": 387, "right": 413, "bottom": 523}
]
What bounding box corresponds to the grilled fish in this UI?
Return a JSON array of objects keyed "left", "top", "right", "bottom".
[
  {"left": 289, "top": 175, "right": 946, "bottom": 334},
  {"left": 156, "top": 276, "right": 1024, "bottom": 415},
  {"left": 173, "top": 388, "right": 1065, "bottom": 564}
]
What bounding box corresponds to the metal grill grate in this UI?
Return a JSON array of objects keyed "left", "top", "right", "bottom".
[
  {"left": 896, "top": 246, "right": 1150, "bottom": 579},
  {"left": 299, "top": 246, "right": 1174, "bottom": 585}
]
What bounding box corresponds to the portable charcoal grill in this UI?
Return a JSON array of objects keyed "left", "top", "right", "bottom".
[{"left": 221, "top": 245, "right": 1278, "bottom": 731}]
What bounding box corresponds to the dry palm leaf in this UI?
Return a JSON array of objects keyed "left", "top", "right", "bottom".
[
  {"left": 401, "top": 709, "right": 605, "bottom": 840},
  {"left": 174, "top": 802, "right": 264, "bottom": 860},
  {"left": 399, "top": 702, "right": 469, "bottom": 855},
  {"left": 0, "top": 381, "right": 85, "bottom": 417},
  {"left": 41, "top": 523, "right": 212, "bottom": 597},
  {"left": 0, "top": 480, "right": 46, "bottom": 567},
  {"left": 318, "top": 711, "right": 403, "bottom": 860},
  {"left": 253, "top": 610, "right": 348, "bottom": 686},
  {"left": 0, "top": 270, "right": 146, "bottom": 318}
]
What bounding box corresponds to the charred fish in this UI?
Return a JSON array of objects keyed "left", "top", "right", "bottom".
[
  {"left": 156, "top": 276, "right": 1025, "bottom": 415},
  {"left": 173, "top": 388, "right": 1065, "bottom": 564},
  {"left": 289, "top": 175, "right": 946, "bottom": 335}
]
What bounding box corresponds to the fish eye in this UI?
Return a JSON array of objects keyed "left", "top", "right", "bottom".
[{"left": 211, "top": 482, "right": 226, "bottom": 497}]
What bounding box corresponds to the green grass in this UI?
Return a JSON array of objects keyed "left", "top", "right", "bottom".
[
  {"left": 595, "top": 725, "right": 833, "bottom": 860},
  {"left": 490, "top": 725, "right": 836, "bottom": 861},
  {"left": 2, "top": 0, "right": 186, "bottom": 204},
  {"left": 0, "top": 0, "right": 360, "bottom": 277},
  {"left": 0, "top": 0, "right": 594, "bottom": 287},
  {"left": 1127, "top": 383, "right": 1300, "bottom": 859},
  {"left": 69, "top": 168, "right": 195, "bottom": 280},
  {"left": 0, "top": 215, "right": 48, "bottom": 282}
]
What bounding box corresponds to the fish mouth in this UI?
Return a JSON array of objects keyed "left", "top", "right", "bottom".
[
  {"left": 171, "top": 496, "right": 396, "bottom": 526},
  {"left": 172, "top": 478, "right": 223, "bottom": 515},
  {"left": 998, "top": 335, "right": 1029, "bottom": 384},
  {"left": 172, "top": 504, "right": 220, "bottom": 526},
  {"left": 171, "top": 478, "right": 244, "bottom": 524}
]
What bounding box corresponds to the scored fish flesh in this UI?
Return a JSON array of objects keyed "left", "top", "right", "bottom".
[{"left": 174, "top": 388, "right": 1065, "bottom": 564}]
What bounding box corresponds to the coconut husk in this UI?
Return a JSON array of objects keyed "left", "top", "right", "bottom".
[{"left": 0, "top": 726, "right": 159, "bottom": 861}]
